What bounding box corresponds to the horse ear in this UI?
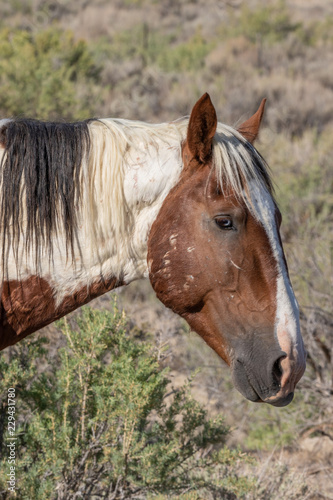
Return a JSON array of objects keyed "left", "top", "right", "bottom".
[
  {"left": 187, "top": 93, "right": 217, "bottom": 164},
  {"left": 238, "top": 98, "right": 266, "bottom": 144}
]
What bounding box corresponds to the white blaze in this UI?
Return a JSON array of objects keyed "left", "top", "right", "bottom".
[{"left": 249, "top": 182, "right": 306, "bottom": 384}]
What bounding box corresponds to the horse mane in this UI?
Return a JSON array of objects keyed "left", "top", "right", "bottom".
[
  {"left": 0, "top": 115, "right": 273, "bottom": 275},
  {"left": 0, "top": 119, "right": 93, "bottom": 269}
]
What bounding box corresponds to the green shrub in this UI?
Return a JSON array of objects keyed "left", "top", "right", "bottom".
[
  {"left": 224, "top": 1, "right": 301, "bottom": 44},
  {"left": 156, "top": 30, "right": 213, "bottom": 73},
  {"left": 94, "top": 24, "right": 173, "bottom": 66},
  {"left": 0, "top": 27, "right": 101, "bottom": 120},
  {"left": 96, "top": 24, "right": 212, "bottom": 73},
  {"left": 0, "top": 303, "right": 253, "bottom": 499}
]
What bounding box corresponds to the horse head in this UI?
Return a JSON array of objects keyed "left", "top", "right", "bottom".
[{"left": 148, "top": 94, "right": 306, "bottom": 406}]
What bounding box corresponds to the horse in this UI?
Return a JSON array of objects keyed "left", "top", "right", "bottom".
[{"left": 0, "top": 93, "right": 306, "bottom": 406}]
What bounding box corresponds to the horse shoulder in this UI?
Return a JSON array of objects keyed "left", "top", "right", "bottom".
[{"left": 0, "top": 275, "right": 121, "bottom": 350}]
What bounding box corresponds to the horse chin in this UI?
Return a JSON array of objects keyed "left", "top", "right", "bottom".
[
  {"left": 267, "top": 392, "right": 294, "bottom": 407},
  {"left": 232, "top": 376, "right": 294, "bottom": 407}
]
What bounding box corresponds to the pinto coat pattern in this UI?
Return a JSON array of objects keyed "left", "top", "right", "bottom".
[{"left": 0, "top": 94, "right": 306, "bottom": 405}]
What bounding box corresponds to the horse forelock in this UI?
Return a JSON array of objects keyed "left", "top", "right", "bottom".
[{"left": 211, "top": 123, "right": 274, "bottom": 215}]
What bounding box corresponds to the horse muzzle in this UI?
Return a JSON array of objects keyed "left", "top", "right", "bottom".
[{"left": 231, "top": 348, "right": 306, "bottom": 407}]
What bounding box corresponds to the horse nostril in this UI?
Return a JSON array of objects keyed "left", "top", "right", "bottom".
[{"left": 272, "top": 357, "right": 284, "bottom": 387}]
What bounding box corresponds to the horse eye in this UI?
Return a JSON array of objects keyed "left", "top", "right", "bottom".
[{"left": 215, "top": 217, "right": 234, "bottom": 230}]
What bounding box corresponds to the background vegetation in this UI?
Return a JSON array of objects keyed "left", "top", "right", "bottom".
[
  {"left": 0, "top": 304, "right": 253, "bottom": 499},
  {"left": 0, "top": 0, "right": 332, "bottom": 498}
]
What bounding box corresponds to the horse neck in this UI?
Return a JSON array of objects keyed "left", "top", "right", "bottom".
[
  {"left": 52, "top": 120, "right": 185, "bottom": 296},
  {"left": 0, "top": 119, "right": 185, "bottom": 347},
  {"left": 2, "top": 119, "right": 184, "bottom": 295}
]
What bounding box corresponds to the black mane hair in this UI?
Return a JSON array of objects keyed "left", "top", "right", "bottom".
[{"left": 0, "top": 118, "right": 93, "bottom": 269}]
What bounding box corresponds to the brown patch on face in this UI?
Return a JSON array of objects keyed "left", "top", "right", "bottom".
[
  {"left": 148, "top": 94, "right": 301, "bottom": 405},
  {"left": 0, "top": 275, "right": 121, "bottom": 350},
  {"left": 148, "top": 155, "right": 279, "bottom": 366}
]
